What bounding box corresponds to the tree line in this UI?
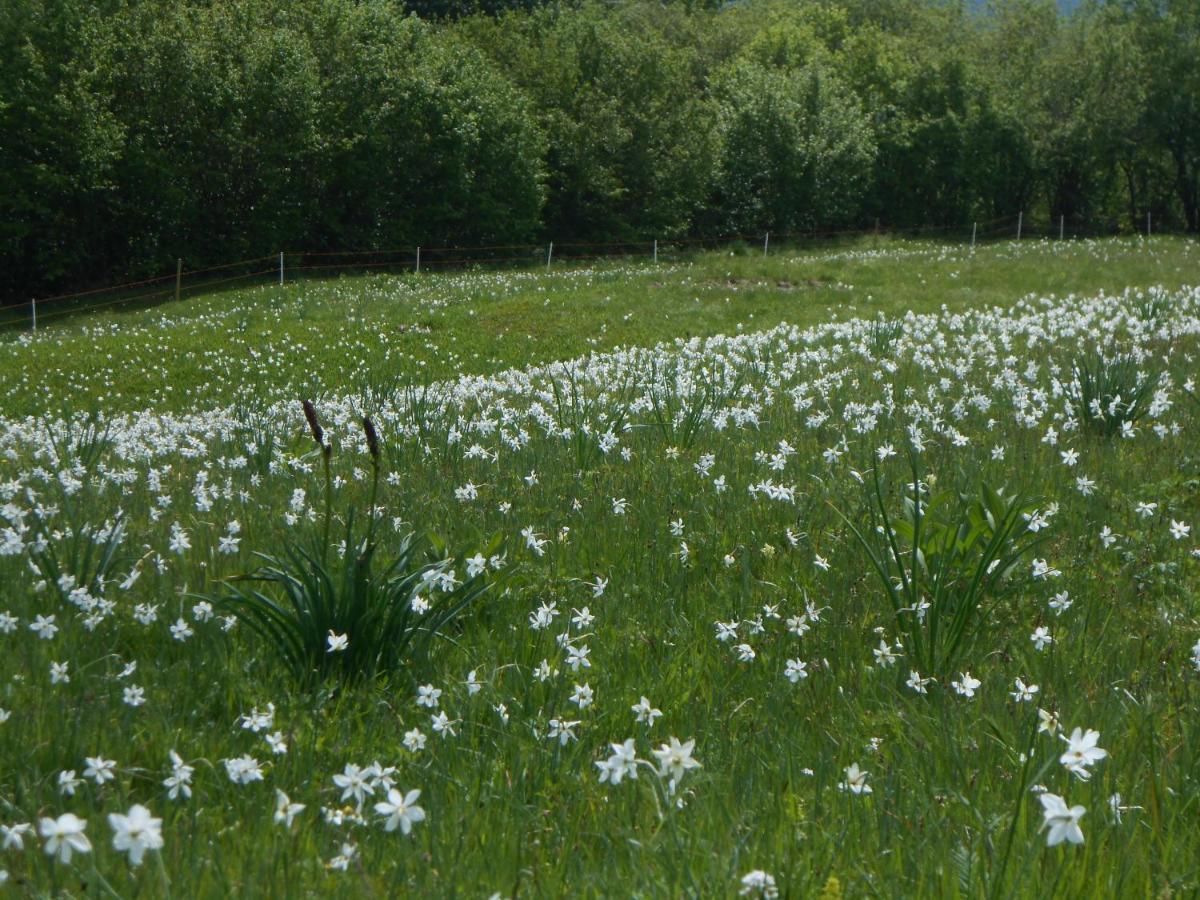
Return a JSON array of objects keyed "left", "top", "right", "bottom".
[{"left": 2, "top": 0, "right": 1197, "bottom": 302}]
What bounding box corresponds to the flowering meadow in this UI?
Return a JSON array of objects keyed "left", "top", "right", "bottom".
[{"left": 1, "top": 237, "right": 1199, "bottom": 896}]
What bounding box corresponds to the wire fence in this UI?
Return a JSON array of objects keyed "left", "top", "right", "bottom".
[{"left": 1, "top": 212, "right": 1179, "bottom": 332}]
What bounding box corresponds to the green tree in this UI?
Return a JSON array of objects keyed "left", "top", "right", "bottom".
[
  {"left": 462, "top": 3, "right": 716, "bottom": 240},
  {"left": 709, "top": 59, "right": 875, "bottom": 233},
  {"left": 1135, "top": 0, "right": 1200, "bottom": 230},
  {"left": 94, "top": 0, "right": 327, "bottom": 270},
  {"left": 0, "top": 0, "right": 122, "bottom": 297},
  {"left": 92, "top": 0, "right": 544, "bottom": 271},
  {"left": 312, "top": 3, "right": 545, "bottom": 249}
]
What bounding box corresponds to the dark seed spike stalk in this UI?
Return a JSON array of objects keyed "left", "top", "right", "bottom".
[
  {"left": 363, "top": 416, "right": 382, "bottom": 544},
  {"left": 302, "top": 399, "right": 325, "bottom": 448},
  {"left": 363, "top": 416, "right": 380, "bottom": 463},
  {"left": 301, "top": 399, "right": 334, "bottom": 564}
]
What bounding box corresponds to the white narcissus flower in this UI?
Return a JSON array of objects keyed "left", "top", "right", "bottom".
[
  {"left": 39, "top": 813, "right": 91, "bottom": 864},
  {"left": 739, "top": 869, "right": 780, "bottom": 898},
  {"left": 784, "top": 658, "right": 808, "bottom": 683},
  {"left": 906, "top": 669, "right": 932, "bottom": 694},
  {"left": 838, "top": 763, "right": 872, "bottom": 795},
  {"left": 108, "top": 804, "right": 163, "bottom": 866},
  {"left": 1037, "top": 708, "right": 1061, "bottom": 736},
  {"left": 1030, "top": 626, "right": 1053, "bottom": 651},
  {"left": 223, "top": 756, "right": 265, "bottom": 786},
  {"left": 374, "top": 788, "right": 425, "bottom": 834},
  {"left": 631, "top": 696, "right": 662, "bottom": 725},
  {"left": 1060, "top": 728, "right": 1108, "bottom": 780},
  {"left": 652, "top": 737, "right": 701, "bottom": 792},
  {"left": 0, "top": 823, "right": 32, "bottom": 850},
  {"left": 1040, "top": 793, "right": 1085, "bottom": 846},
  {"left": 83, "top": 756, "right": 116, "bottom": 785},
  {"left": 333, "top": 764, "right": 375, "bottom": 806},
  {"left": 596, "top": 739, "right": 639, "bottom": 785},
  {"left": 274, "top": 790, "right": 305, "bottom": 829},
  {"left": 1010, "top": 678, "right": 1039, "bottom": 702},
  {"left": 951, "top": 672, "right": 981, "bottom": 698},
  {"left": 326, "top": 631, "right": 349, "bottom": 653},
  {"left": 873, "top": 639, "right": 900, "bottom": 667},
  {"left": 164, "top": 750, "right": 194, "bottom": 800}
]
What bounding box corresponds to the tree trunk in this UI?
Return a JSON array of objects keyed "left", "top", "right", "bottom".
[
  {"left": 1120, "top": 161, "right": 1139, "bottom": 232},
  {"left": 1176, "top": 154, "right": 1199, "bottom": 232}
]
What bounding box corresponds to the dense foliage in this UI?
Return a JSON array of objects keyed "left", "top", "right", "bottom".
[{"left": 2, "top": 0, "right": 1198, "bottom": 300}]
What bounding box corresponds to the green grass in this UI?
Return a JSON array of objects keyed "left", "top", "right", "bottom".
[
  {"left": 1, "top": 235, "right": 1194, "bottom": 420},
  {"left": 0, "top": 236, "right": 1198, "bottom": 897}
]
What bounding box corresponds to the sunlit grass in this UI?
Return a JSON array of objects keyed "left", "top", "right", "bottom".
[{"left": 0, "top": 237, "right": 1197, "bottom": 896}]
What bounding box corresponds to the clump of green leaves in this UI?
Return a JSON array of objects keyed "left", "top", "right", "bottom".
[
  {"left": 644, "top": 358, "right": 732, "bottom": 450},
  {"left": 1132, "top": 292, "right": 1170, "bottom": 326},
  {"left": 548, "top": 371, "right": 633, "bottom": 469},
  {"left": 1068, "top": 352, "right": 1158, "bottom": 436},
  {"left": 29, "top": 516, "right": 127, "bottom": 604},
  {"left": 217, "top": 404, "right": 503, "bottom": 687},
  {"left": 19, "top": 411, "right": 126, "bottom": 601},
  {"left": 838, "top": 454, "right": 1042, "bottom": 676},
  {"left": 867, "top": 317, "right": 903, "bottom": 357}
]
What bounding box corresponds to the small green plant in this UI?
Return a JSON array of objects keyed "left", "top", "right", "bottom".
[
  {"left": 42, "top": 408, "right": 112, "bottom": 472},
  {"left": 1132, "top": 291, "right": 1170, "bottom": 326},
  {"left": 1068, "top": 352, "right": 1158, "bottom": 437},
  {"left": 837, "top": 454, "right": 1042, "bottom": 676},
  {"left": 644, "top": 357, "right": 730, "bottom": 450},
  {"left": 867, "top": 317, "right": 902, "bottom": 357},
  {"left": 28, "top": 515, "right": 127, "bottom": 603},
  {"left": 216, "top": 404, "right": 503, "bottom": 686},
  {"left": 548, "top": 370, "right": 633, "bottom": 469},
  {"left": 14, "top": 412, "right": 127, "bottom": 601}
]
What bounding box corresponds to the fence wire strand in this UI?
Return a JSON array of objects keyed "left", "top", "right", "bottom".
[{"left": 6, "top": 214, "right": 1178, "bottom": 330}]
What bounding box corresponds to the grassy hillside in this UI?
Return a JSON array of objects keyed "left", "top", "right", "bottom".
[
  {"left": 2, "top": 236, "right": 1194, "bottom": 420},
  {"left": 0, "top": 236, "right": 1198, "bottom": 896}
]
